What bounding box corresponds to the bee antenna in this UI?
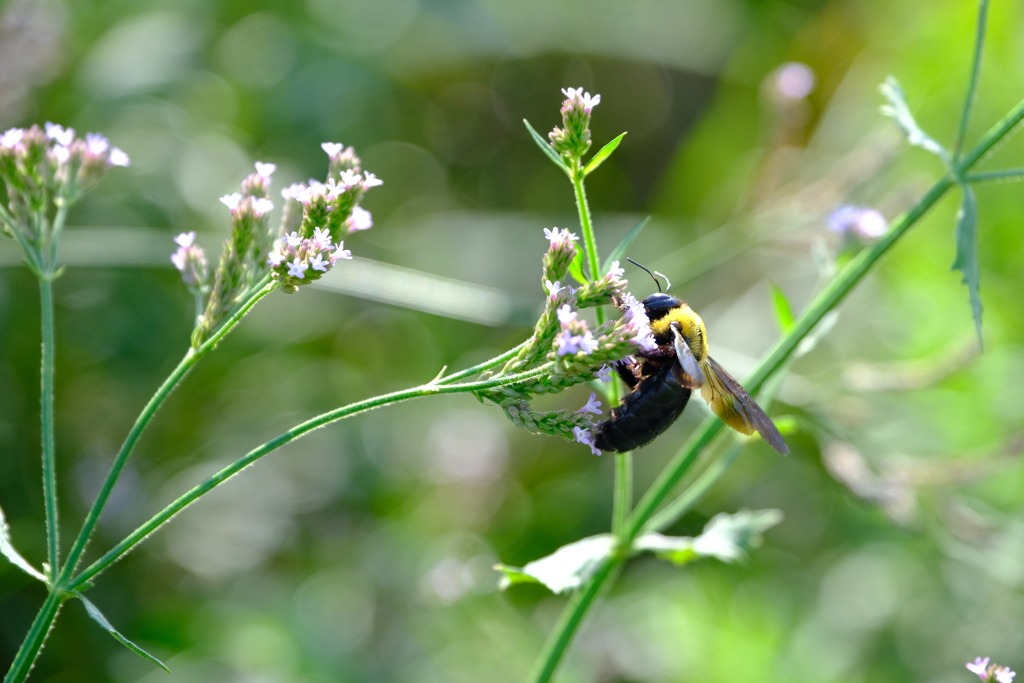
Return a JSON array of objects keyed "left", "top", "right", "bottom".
[{"left": 626, "top": 257, "right": 663, "bottom": 292}]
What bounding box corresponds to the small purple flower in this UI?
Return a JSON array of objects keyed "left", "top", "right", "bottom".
[
  {"left": 995, "top": 667, "right": 1016, "bottom": 683},
  {"left": 967, "top": 658, "right": 990, "bottom": 679},
  {"left": 286, "top": 259, "right": 308, "bottom": 279},
  {"left": 573, "top": 426, "right": 601, "bottom": 456},
  {"left": 51, "top": 145, "right": 70, "bottom": 164},
  {"left": 773, "top": 62, "right": 816, "bottom": 100},
  {"left": 1, "top": 128, "right": 24, "bottom": 149},
  {"left": 554, "top": 330, "right": 581, "bottom": 356},
  {"left": 578, "top": 392, "right": 602, "bottom": 415},
  {"left": 561, "top": 87, "right": 601, "bottom": 113},
  {"left": 332, "top": 242, "right": 352, "bottom": 261},
  {"left": 170, "top": 249, "right": 187, "bottom": 271},
  {"left": 321, "top": 142, "right": 343, "bottom": 157},
  {"left": 347, "top": 206, "right": 373, "bottom": 232},
  {"left": 557, "top": 304, "right": 577, "bottom": 325},
  {"left": 267, "top": 251, "right": 285, "bottom": 266},
  {"left": 311, "top": 226, "right": 332, "bottom": 249},
  {"left": 44, "top": 122, "right": 74, "bottom": 146},
  {"left": 251, "top": 198, "right": 274, "bottom": 216},
  {"left": 576, "top": 331, "right": 598, "bottom": 355},
  {"left": 545, "top": 280, "right": 564, "bottom": 300},
  {"left": 108, "top": 148, "right": 130, "bottom": 167},
  {"left": 220, "top": 193, "right": 242, "bottom": 210},
  {"left": 281, "top": 183, "right": 305, "bottom": 201},
  {"left": 828, "top": 205, "right": 887, "bottom": 240},
  {"left": 255, "top": 161, "right": 276, "bottom": 178},
  {"left": 85, "top": 133, "right": 109, "bottom": 155},
  {"left": 595, "top": 364, "right": 613, "bottom": 382},
  {"left": 175, "top": 232, "right": 196, "bottom": 248},
  {"left": 309, "top": 253, "right": 328, "bottom": 272},
  {"left": 543, "top": 227, "right": 579, "bottom": 245},
  {"left": 362, "top": 171, "right": 383, "bottom": 188},
  {"left": 285, "top": 231, "right": 302, "bottom": 248}
]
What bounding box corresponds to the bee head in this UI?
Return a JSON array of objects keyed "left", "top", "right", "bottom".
[{"left": 641, "top": 293, "right": 683, "bottom": 322}]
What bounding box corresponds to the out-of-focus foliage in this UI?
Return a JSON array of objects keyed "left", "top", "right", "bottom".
[{"left": 1, "top": 0, "right": 1023, "bottom": 681}]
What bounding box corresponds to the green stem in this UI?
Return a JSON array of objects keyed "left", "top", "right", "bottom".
[
  {"left": 68, "top": 366, "right": 549, "bottom": 589},
  {"left": 954, "top": 0, "right": 989, "bottom": 159},
  {"left": 965, "top": 167, "right": 1024, "bottom": 182},
  {"left": 526, "top": 558, "right": 617, "bottom": 683},
  {"left": 3, "top": 590, "right": 66, "bottom": 683},
  {"left": 571, "top": 164, "right": 602, "bottom": 285},
  {"left": 436, "top": 340, "right": 529, "bottom": 385},
  {"left": 55, "top": 283, "right": 276, "bottom": 587},
  {"left": 612, "top": 451, "right": 632, "bottom": 536},
  {"left": 38, "top": 276, "right": 59, "bottom": 580},
  {"left": 530, "top": 93, "right": 1024, "bottom": 683}
]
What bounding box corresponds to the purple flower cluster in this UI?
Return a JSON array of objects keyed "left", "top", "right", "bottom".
[
  {"left": 554, "top": 304, "right": 599, "bottom": 356},
  {"left": 548, "top": 87, "right": 601, "bottom": 160},
  {"left": 170, "top": 232, "right": 207, "bottom": 289},
  {"left": 542, "top": 227, "right": 580, "bottom": 283},
  {"left": 0, "top": 124, "right": 129, "bottom": 215},
  {"left": 267, "top": 226, "right": 352, "bottom": 292},
  {"left": 618, "top": 293, "right": 658, "bottom": 352},
  {"left": 967, "top": 657, "right": 1015, "bottom": 683}
]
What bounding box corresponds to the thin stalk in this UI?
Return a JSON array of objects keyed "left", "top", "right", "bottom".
[
  {"left": 570, "top": 162, "right": 632, "bottom": 533},
  {"left": 55, "top": 282, "right": 276, "bottom": 586},
  {"left": 644, "top": 438, "right": 743, "bottom": 534},
  {"left": 965, "top": 168, "right": 1024, "bottom": 182},
  {"left": 436, "top": 340, "right": 530, "bottom": 385},
  {"left": 571, "top": 165, "right": 601, "bottom": 285},
  {"left": 954, "top": 0, "right": 990, "bottom": 158},
  {"left": 3, "top": 590, "right": 65, "bottom": 683},
  {"left": 38, "top": 276, "right": 59, "bottom": 579},
  {"left": 69, "top": 366, "right": 550, "bottom": 588},
  {"left": 530, "top": 94, "right": 1024, "bottom": 683},
  {"left": 526, "top": 558, "right": 617, "bottom": 683}
]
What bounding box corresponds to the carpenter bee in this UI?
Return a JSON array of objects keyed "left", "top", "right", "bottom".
[{"left": 593, "top": 261, "right": 789, "bottom": 455}]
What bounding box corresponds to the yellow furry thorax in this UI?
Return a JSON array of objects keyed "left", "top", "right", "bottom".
[{"left": 648, "top": 303, "right": 708, "bottom": 361}]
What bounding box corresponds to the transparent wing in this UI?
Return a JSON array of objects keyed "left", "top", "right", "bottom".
[
  {"left": 672, "top": 327, "right": 706, "bottom": 389},
  {"left": 699, "top": 356, "right": 789, "bottom": 455}
]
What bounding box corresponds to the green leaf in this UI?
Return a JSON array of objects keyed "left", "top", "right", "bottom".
[
  {"left": 583, "top": 132, "right": 627, "bottom": 176},
  {"left": 0, "top": 503, "right": 47, "bottom": 583},
  {"left": 602, "top": 216, "right": 651, "bottom": 275},
  {"left": 879, "top": 76, "right": 951, "bottom": 165},
  {"left": 567, "top": 248, "right": 588, "bottom": 285},
  {"left": 951, "top": 182, "right": 983, "bottom": 347},
  {"left": 495, "top": 534, "right": 615, "bottom": 594},
  {"left": 75, "top": 593, "right": 171, "bottom": 673},
  {"left": 769, "top": 282, "right": 795, "bottom": 333},
  {"left": 635, "top": 509, "right": 783, "bottom": 566},
  {"left": 523, "top": 119, "right": 571, "bottom": 175}
]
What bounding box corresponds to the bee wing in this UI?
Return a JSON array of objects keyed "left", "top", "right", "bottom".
[
  {"left": 672, "top": 327, "right": 706, "bottom": 389},
  {"left": 699, "top": 356, "right": 790, "bottom": 455}
]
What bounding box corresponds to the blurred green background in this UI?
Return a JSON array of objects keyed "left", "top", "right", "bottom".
[{"left": 2, "top": 0, "right": 1024, "bottom": 681}]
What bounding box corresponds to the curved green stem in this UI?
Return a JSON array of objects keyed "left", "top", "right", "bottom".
[
  {"left": 436, "top": 340, "right": 529, "bottom": 385},
  {"left": 38, "top": 276, "right": 59, "bottom": 579},
  {"left": 571, "top": 165, "right": 601, "bottom": 285},
  {"left": 68, "top": 366, "right": 549, "bottom": 589},
  {"left": 55, "top": 282, "right": 276, "bottom": 587}
]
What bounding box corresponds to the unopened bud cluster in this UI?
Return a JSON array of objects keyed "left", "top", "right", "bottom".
[
  {"left": 476, "top": 227, "right": 656, "bottom": 455},
  {"left": 0, "top": 123, "right": 129, "bottom": 269},
  {"left": 548, "top": 87, "right": 601, "bottom": 161},
  {"left": 182, "top": 142, "right": 381, "bottom": 346}
]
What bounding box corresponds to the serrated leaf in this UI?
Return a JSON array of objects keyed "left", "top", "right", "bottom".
[
  {"left": 567, "top": 248, "right": 588, "bottom": 285},
  {"left": 602, "top": 216, "right": 651, "bottom": 275},
  {"left": 0, "top": 504, "right": 47, "bottom": 583},
  {"left": 769, "top": 282, "right": 795, "bottom": 333},
  {"left": 879, "top": 76, "right": 951, "bottom": 165},
  {"left": 495, "top": 534, "right": 615, "bottom": 594},
  {"left": 523, "top": 119, "right": 571, "bottom": 175},
  {"left": 635, "top": 509, "right": 783, "bottom": 566},
  {"left": 583, "top": 132, "right": 627, "bottom": 176},
  {"left": 951, "top": 182, "right": 983, "bottom": 347},
  {"left": 75, "top": 593, "right": 171, "bottom": 673}
]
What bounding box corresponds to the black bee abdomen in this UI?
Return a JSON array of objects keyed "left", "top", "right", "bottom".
[{"left": 593, "top": 365, "right": 691, "bottom": 453}]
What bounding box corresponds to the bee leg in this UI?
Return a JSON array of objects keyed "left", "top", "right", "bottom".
[{"left": 614, "top": 360, "right": 640, "bottom": 389}]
